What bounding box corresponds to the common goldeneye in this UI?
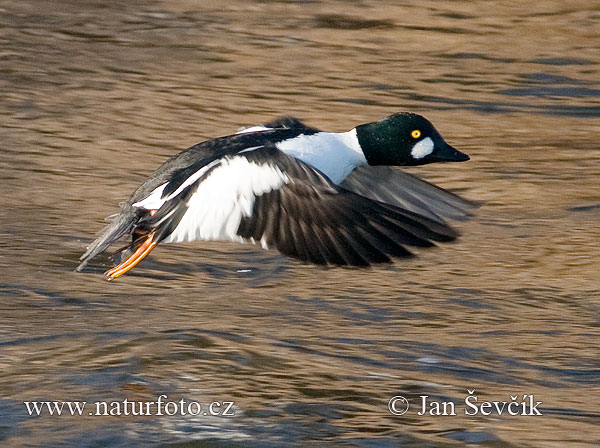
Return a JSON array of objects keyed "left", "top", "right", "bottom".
[{"left": 77, "top": 113, "right": 473, "bottom": 279}]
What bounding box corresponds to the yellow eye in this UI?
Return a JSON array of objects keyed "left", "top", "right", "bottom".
[{"left": 411, "top": 130, "right": 421, "bottom": 139}]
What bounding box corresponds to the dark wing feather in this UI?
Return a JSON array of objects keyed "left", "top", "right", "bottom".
[
  {"left": 237, "top": 146, "right": 459, "bottom": 267},
  {"left": 341, "top": 165, "right": 476, "bottom": 223}
]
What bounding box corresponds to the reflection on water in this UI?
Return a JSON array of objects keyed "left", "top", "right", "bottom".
[{"left": 1, "top": 0, "right": 599, "bottom": 446}]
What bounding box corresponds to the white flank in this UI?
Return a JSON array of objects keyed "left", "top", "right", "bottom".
[
  {"left": 411, "top": 137, "right": 434, "bottom": 159},
  {"left": 276, "top": 129, "right": 366, "bottom": 184},
  {"left": 163, "top": 156, "right": 289, "bottom": 244}
]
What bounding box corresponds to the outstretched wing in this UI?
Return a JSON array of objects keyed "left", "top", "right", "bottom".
[
  {"left": 235, "top": 147, "right": 457, "bottom": 266},
  {"left": 341, "top": 165, "right": 476, "bottom": 223},
  {"left": 139, "top": 144, "right": 458, "bottom": 267}
]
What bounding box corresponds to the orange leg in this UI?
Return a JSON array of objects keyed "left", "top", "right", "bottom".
[{"left": 105, "top": 232, "right": 157, "bottom": 280}]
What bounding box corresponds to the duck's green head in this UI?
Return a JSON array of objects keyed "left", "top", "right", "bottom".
[{"left": 355, "top": 113, "right": 469, "bottom": 166}]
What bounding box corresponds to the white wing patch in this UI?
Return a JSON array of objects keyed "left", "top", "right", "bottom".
[
  {"left": 163, "top": 156, "right": 289, "bottom": 244},
  {"left": 411, "top": 137, "right": 434, "bottom": 159}
]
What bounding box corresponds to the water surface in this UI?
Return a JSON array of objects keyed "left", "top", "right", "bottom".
[{"left": 1, "top": 0, "right": 599, "bottom": 446}]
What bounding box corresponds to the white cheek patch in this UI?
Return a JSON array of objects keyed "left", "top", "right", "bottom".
[{"left": 411, "top": 137, "right": 434, "bottom": 159}]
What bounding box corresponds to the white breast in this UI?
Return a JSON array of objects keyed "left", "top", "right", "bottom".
[{"left": 276, "top": 130, "right": 366, "bottom": 184}]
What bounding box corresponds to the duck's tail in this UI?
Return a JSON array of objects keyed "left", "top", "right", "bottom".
[
  {"left": 77, "top": 198, "right": 186, "bottom": 279},
  {"left": 76, "top": 207, "right": 136, "bottom": 271}
]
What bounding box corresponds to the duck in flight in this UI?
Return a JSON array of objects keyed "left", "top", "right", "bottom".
[{"left": 76, "top": 113, "right": 474, "bottom": 280}]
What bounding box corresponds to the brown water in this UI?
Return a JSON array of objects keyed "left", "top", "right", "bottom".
[{"left": 1, "top": 0, "right": 600, "bottom": 446}]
